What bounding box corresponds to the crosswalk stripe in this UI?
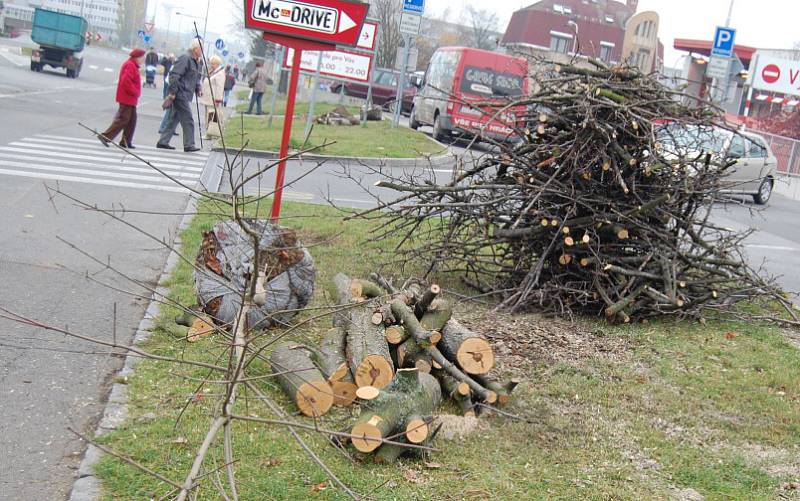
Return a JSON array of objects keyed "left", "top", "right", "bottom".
[
  {"left": 0, "top": 168, "right": 189, "bottom": 193},
  {"left": 9, "top": 141, "right": 207, "bottom": 167},
  {"left": 0, "top": 154, "right": 199, "bottom": 179},
  {"left": 0, "top": 159, "right": 197, "bottom": 184},
  {"left": 0, "top": 146, "right": 204, "bottom": 171},
  {"left": 35, "top": 134, "right": 211, "bottom": 157}
]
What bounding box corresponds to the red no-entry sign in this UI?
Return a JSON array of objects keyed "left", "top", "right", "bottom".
[
  {"left": 761, "top": 64, "right": 781, "bottom": 84},
  {"left": 243, "top": 0, "right": 368, "bottom": 221}
]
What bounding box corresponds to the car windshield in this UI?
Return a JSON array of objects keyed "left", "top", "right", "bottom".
[
  {"left": 460, "top": 66, "right": 524, "bottom": 97},
  {"left": 656, "top": 124, "right": 727, "bottom": 155}
]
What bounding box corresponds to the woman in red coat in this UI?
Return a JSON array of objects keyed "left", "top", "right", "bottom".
[{"left": 99, "top": 48, "right": 144, "bottom": 149}]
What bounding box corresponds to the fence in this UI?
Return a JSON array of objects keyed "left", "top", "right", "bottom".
[{"left": 754, "top": 130, "right": 800, "bottom": 176}]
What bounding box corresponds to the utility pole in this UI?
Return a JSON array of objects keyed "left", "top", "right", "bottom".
[{"left": 202, "top": 0, "right": 210, "bottom": 45}]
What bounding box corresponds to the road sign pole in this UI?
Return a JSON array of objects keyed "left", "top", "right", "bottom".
[
  {"left": 362, "top": 26, "right": 380, "bottom": 126},
  {"left": 271, "top": 49, "right": 303, "bottom": 221},
  {"left": 392, "top": 35, "right": 411, "bottom": 128},
  {"left": 304, "top": 52, "right": 324, "bottom": 141},
  {"left": 268, "top": 46, "right": 286, "bottom": 129}
]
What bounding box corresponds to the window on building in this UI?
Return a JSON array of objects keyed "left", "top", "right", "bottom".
[
  {"left": 553, "top": 3, "right": 564, "bottom": 13},
  {"left": 600, "top": 43, "right": 614, "bottom": 62},
  {"left": 550, "top": 34, "right": 572, "bottom": 53},
  {"left": 605, "top": 15, "right": 614, "bottom": 23}
]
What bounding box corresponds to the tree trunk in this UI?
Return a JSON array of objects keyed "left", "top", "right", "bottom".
[
  {"left": 419, "top": 298, "right": 452, "bottom": 333},
  {"left": 351, "top": 369, "right": 442, "bottom": 453},
  {"left": 473, "top": 375, "right": 520, "bottom": 406},
  {"left": 312, "top": 327, "right": 357, "bottom": 407},
  {"left": 439, "top": 319, "right": 495, "bottom": 375},
  {"left": 269, "top": 342, "right": 334, "bottom": 417}
]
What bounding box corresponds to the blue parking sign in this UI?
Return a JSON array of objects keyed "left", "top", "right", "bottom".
[
  {"left": 403, "top": 0, "right": 424, "bottom": 14},
  {"left": 711, "top": 26, "right": 736, "bottom": 58}
]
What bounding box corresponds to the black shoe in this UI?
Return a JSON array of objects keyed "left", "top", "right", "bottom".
[
  {"left": 184, "top": 146, "right": 201, "bottom": 153},
  {"left": 156, "top": 143, "right": 176, "bottom": 150},
  {"left": 98, "top": 135, "right": 110, "bottom": 147},
  {"left": 124, "top": 144, "right": 136, "bottom": 149},
  {"left": 173, "top": 132, "right": 179, "bottom": 136}
]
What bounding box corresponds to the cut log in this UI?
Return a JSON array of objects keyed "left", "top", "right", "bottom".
[
  {"left": 405, "top": 414, "right": 429, "bottom": 444},
  {"left": 311, "top": 327, "right": 357, "bottom": 406},
  {"left": 439, "top": 319, "right": 495, "bottom": 375},
  {"left": 385, "top": 325, "right": 407, "bottom": 345},
  {"left": 397, "top": 337, "right": 432, "bottom": 373},
  {"left": 331, "top": 274, "right": 394, "bottom": 389},
  {"left": 429, "top": 346, "right": 497, "bottom": 404},
  {"left": 419, "top": 298, "right": 452, "bottom": 334},
  {"left": 390, "top": 300, "right": 440, "bottom": 347},
  {"left": 473, "top": 375, "right": 520, "bottom": 406},
  {"left": 414, "top": 284, "right": 441, "bottom": 318},
  {"left": 350, "top": 369, "right": 441, "bottom": 453},
  {"left": 351, "top": 278, "right": 384, "bottom": 299},
  {"left": 269, "top": 342, "right": 334, "bottom": 417},
  {"left": 433, "top": 369, "right": 474, "bottom": 417},
  {"left": 369, "top": 272, "right": 398, "bottom": 294}
]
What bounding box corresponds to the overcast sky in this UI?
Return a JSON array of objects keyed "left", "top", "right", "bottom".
[{"left": 151, "top": 0, "right": 799, "bottom": 66}]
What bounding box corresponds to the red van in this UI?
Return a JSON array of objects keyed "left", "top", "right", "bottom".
[{"left": 410, "top": 47, "right": 529, "bottom": 142}]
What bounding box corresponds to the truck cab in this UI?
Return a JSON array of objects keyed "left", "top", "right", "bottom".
[{"left": 29, "top": 8, "right": 87, "bottom": 78}]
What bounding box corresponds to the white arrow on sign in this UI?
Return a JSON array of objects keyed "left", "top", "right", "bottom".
[{"left": 338, "top": 11, "right": 356, "bottom": 33}]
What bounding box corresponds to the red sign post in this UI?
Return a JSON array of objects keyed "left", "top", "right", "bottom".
[{"left": 244, "top": 0, "right": 369, "bottom": 220}]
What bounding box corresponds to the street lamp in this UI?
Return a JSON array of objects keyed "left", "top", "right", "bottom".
[{"left": 567, "top": 20, "right": 579, "bottom": 55}]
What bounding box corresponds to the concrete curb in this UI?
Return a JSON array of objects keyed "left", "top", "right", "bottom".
[
  {"left": 67, "top": 192, "right": 203, "bottom": 501},
  {"left": 211, "top": 146, "right": 456, "bottom": 168}
]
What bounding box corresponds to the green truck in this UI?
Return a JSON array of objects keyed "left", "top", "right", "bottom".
[{"left": 30, "top": 7, "right": 87, "bottom": 78}]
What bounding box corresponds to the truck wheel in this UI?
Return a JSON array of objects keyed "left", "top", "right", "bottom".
[
  {"left": 409, "top": 107, "right": 420, "bottom": 130},
  {"left": 66, "top": 69, "right": 74, "bottom": 78},
  {"left": 433, "top": 113, "right": 446, "bottom": 142}
]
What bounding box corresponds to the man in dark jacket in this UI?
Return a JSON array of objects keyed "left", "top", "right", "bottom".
[
  {"left": 145, "top": 47, "right": 159, "bottom": 67},
  {"left": 157, "top": 40, "right": 203, "bottom": 152}
]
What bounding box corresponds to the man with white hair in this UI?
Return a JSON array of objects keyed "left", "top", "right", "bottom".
[{"left": 157, "top": 39, "right": 204, "bottom": 152}]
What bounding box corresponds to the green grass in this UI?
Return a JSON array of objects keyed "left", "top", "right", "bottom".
[
  {"left": 224, "top": 113, "right": 444, "bottom": 158},
  {"left": 92, "top": 200, "right": 800, "bottom": 500},
  {"left": 234, "top": 88, "right": 360, "bottom": 119}
]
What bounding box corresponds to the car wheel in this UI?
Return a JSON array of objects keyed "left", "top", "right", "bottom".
[
  {"left": 433, "top": 113, "right": 446, "bottom": 141},
  {"left": 409, "top": 107, "right": 420, "bottom": 130},
  {"left": 753, "top": 177, "right": 773, "bottom": 205}
]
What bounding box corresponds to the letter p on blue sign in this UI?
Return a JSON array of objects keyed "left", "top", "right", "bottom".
[{"left": 712, "top": 26, "right": 736, "bottom": 58}]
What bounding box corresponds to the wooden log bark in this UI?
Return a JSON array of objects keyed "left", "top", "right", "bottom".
[
  {"left": 331, "top": 274, "right": 394, "bottom": 389},
  {"left": 414, "top": 284, "right": 441, "bottom": 318},
  {"left": 419, "top": 298, "right": 452, "bottom": 333},
  {"left": 433, "top": 369, "right": 474, "bottom": 417},
  {"left": 312, "top": 328, "right": 357, "bottom": 407},
  {"left": 439, "top": 319, "right": 495, "bottom": 375},
  {"left": 384, "top": 325, "right": 407, "bottom": 345},
  {"left": 350, "top": 369, "right": 441, "bottom": 453},
  {"left": 269, "top": 342, "right": 334, "bottom": 417},
  {"left": 429, "top": 346, "right": 497, "bottom": 404},
  {"left": 397, "top": 337, "right": 432, "bottom": 373},
  {"left": 351, "top": 279, "right": 384, "bottom": 299},
  {"left": 472, "top": 375, "right": 520, "bottom": 406},
  {"left": 390, "top": 300, "right": 442, "bottom": 347}
]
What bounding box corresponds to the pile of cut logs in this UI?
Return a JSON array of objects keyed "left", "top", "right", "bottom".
[{"left": 268, "top": 273, "right": 518, "bottom": 461}]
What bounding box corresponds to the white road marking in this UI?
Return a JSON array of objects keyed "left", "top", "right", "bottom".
[
  {"left": 0, "top": 168, "right": 189, "bottom": 193},
  {"left": 0, "top": 84, "right": 115, "bottom": 99},
  {"left": 103, "top": 67, "right": 114, "bottom": 72},
  {"left": 89, "top": 65, "right": 99, "bottom": 70},
  {"left": 0, "top": 159, "right": 195, "bottom": 184},
  {"left": 0, "top": 153, "right": 198, "bottom": 178},
  {"left": 282, "top": 191, "right": 315, "bottom": 201},
  {"left": 746, "top": 244, "right": 800, "bottom": 252},
  {"left": 35, "top": 134, "right": 210, "bottom": 157},
  {"left": 4, "top": 143, "right": 207, "bottom": 168}
]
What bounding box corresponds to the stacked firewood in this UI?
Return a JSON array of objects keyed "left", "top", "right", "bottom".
[
  {"left": 358, "top": 61, "right": 789, "bottom": 322},
  {"left": 268, "top": 273, "right": 517, "bottom": 461}
]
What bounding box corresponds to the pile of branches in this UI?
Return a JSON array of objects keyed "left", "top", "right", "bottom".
[
  {"left": 358, "top": 61, "right": 792, "bottom": 322},
  {"left": 268, "top": 273, "right": 518, "bottom": 463}
]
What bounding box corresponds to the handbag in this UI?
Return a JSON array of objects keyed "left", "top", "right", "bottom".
[{"left": 206, "top": 110, "right": 222, "bottom": 138}]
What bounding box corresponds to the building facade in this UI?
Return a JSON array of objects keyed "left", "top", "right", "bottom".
[{"left": 501, "top": 0, "right": 661, "bottom": 71}]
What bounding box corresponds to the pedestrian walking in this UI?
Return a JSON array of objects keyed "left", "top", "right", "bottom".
[
  {"left": 233, "top": 64, "right": 240, "bottom": 81},
  {"left": 199, "top": 56, "right": 226, "bottom": 139},
  {"left": 98, "top": 48, "right": 144, "bottom": 149},
  {"left": 245, "top": 61, "right": 269, "bottom": 115},
  {"left": 157, "top": 39, "right": 204, "bottom": 152},
  {"left": 223, "top": 64, "right": 235, "bottom": 107},
  {"left": 158, "top": 53, "right": 178, "bottom": 136}
]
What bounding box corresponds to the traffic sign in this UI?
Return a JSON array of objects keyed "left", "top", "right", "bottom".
[
  {"left": 143, "top": 34, "right": 152, "bottom": 44},
  {"left": 356, "top": 21, "right": 377, "bottom": 51},
  {"left": 762, "top": 64, "right": 780, "bottom": 84},
  {"left": 245, "top": 0, "right": 369, "bottom": 48},
  {"left": 707, "top": 57, "right": 730, "bottom": 79},
  {"left": 399, "top": 12, "right": 422, "bottom": 36},
  {"left": 215, "top": 38, "right": 225, "bottom": 50},
  {"left": 403, "top": 0, "right": 425, "bottom": 14},
  {"left": 223, "top": 50, "right": 229, "bottom": 57},
  {"left": 137, "top": 29, "right": 146, "bottom": 40},
  {"left": 238, "top": 52, "right": 245, "bottom": 59},
  {"left": 711, "top": 26, "right": 736, "bottom": 58},
  {"left": 144, "top": 22, "right": 155, "bottom": 33}
]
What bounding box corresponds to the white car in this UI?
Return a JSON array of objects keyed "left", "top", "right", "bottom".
[{"left": 656, "top": 125, "right": 777, "bottom": 205}]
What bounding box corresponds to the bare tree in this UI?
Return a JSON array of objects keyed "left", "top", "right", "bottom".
[
  {"left": 369, "top": 0, "right": 403, "bottom": 68},
  {"left": 462, "top": 5, "right": 500, "bottom": 50}
]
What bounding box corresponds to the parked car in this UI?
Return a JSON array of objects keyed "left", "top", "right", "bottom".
[
  {"left": 330, "top": 68, "right": 417, "bottom": 111},
  {"left": 410, "top": 47, "right": 529, "bottom": 143},
  {"left": 656, "top": 124, "right": 777, "bottom": 204}
]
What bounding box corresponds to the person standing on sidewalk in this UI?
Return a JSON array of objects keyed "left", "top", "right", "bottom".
[
  {"left": 223, "top": 64, "right": 235, "bottom": 107},
  {"left": 158, "top": 53, "right": 178, "bottom": 136},
  {"left": 157, "top": 39, "right": 203, "bottom": 152},
  {"left": 245, "top": 61, "right": 269, "bottom": 115},
  {"left": 98, "top": 48, "right": 144, "bottom": 149},
  {"left": 199, "top": 56, "right": 226, "bottom": 139}
]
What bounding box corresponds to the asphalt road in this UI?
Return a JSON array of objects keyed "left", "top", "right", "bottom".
[{"left": 0, "top": 38, "right": 210, "bottom": 499}]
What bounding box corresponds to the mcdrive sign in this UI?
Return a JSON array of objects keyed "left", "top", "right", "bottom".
[
  {"left": 751, "top": 55, "right": 800, "bottom": 96},
  {"left": 245, "top": 0, "right": 369, "bottom": 47}
]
